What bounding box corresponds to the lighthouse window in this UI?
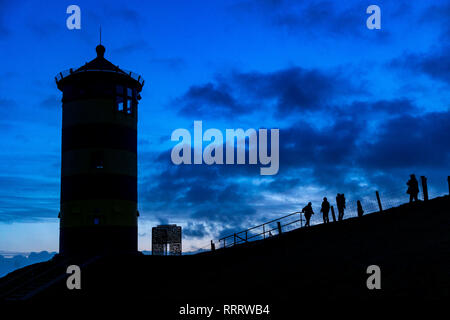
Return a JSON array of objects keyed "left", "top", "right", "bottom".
[
  {"left": 126, "top": 88, "right": 134, "bottom": 114},
  {"left": 126, "top": 101, "right": 132, "bottom": 114},
  {"left": 115, "top": 85, "right": 136, "bottom": 116},
  {"left": 116, "top": 85, "right": 125, "bottom": 112},
  {"left": 93, "top": 217, "right": 100, "bottom": 225},
  {"left": 116, "top": 94, "right": 124, "bottom": 111}
]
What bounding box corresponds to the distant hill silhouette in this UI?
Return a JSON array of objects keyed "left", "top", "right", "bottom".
[{"left": 1, "top": 196, "right": 449, "bottom": 308}]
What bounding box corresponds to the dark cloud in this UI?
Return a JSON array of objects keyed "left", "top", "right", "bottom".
[
  {"left": 233, "top": 67, "right": 362, "bottom": 113},
  {"left": 419, "top": 2, "right": 450, "bottom": 41},
  {"left": 174, "top": 66, "right": 362, "bottom": 118},
  {"left": 278, "top": 117, "right": 362, "bottom": 170},
  {"left": 175, "top": 82, "right": 248, "bottom": 118},
  {"left": 390, "top": 48, "right": 450, "bottom": 85},
  {"left": 330, "top": 99, "right": 419, "bottom": 123},
  {"left": 389, "top": 2, "right": 450, "bottom": 84},
  {"left": 139, "top": 147, "right": 261, "bottom": 230},
  {"left": 141, "top": 161, "right": 258, "bottom": 219},
  {"left": 358, "top": 110, "right": 450, "bottom": 169},
  {"left": 275, "top": 103, "right": 449, "bottom": 188},
  {"left": 183, "top": 222, "right": 208, "bottom": 239}
]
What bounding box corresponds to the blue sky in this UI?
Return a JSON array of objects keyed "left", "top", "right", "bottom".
[{"left": 0, "top": 0, "right": 449, "bottom": 252}]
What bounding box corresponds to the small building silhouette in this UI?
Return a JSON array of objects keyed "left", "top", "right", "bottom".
[
  {"left": 152, "top": 225, "right": 182, "bottom": 256},
  {"left": 56, "top": 44, "right": 144, "bottom": 255}
]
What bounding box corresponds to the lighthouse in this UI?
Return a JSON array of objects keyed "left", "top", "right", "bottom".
[{"left": 55, "top": 44, "right": 144, "bottom": 255}]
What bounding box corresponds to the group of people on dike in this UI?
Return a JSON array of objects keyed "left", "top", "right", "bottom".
[
  {"left": 300, "top": 175, "right": 420, "bottom": 227},
  {"left": 302, "top": 193, "right": 352, "bottom": 227}
]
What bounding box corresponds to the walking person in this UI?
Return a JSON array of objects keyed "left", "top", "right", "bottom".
[
  {"left": 406, "top": 174, "right": 419, "bottom": 203},
  {"left": 357, "top": 200, "right": 364, "bottom": 218},
  {"left": 302, "top": 202, "right": 315, "bottom": 227},
  {"left": 336, "top": 193, "right": 346, "bottom": 221},
  {"left": 320, "top": 197, "right": 330, "bottom": 224}
]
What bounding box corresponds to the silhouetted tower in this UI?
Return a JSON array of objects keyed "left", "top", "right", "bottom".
[{"left": 55, "top": 44, "right": 144, "bottom": 255}]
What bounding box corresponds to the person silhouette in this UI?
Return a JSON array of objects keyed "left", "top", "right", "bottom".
[
  {"left": 406, "top": 174, "right": 419, "bottom": 202},
  {"left": 302, "top": 202, "right": 314, "bottom": 227},
  {"left": 357, "top": 200, "right": 364, "bottom": 217},
  {"left": 336, "top": 193, "right": 346, "bottom": 221},
  {"left": 320, "top": 197, "right": 330, "bottom": 224},
  {"left": 211, "top": 240, "right": 216, "bottom": 251}
]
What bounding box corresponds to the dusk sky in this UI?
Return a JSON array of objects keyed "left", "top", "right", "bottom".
[{"left": 0, "top": 0, "right": 449, "bottom": 253}]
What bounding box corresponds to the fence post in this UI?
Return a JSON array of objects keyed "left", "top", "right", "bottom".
[
  {"left": 448, "top": 176, "right": 450, "bottom": 195},
  {"left": 233, "top": 233, "right": 236, "bottom": 245},
  {"left": 330, "top": 206, "right": 336, "bottom": 222},
  {"left": 277, "top": 221, "right": 282, "bottom": 234},
  {"left": 376, "top": 191, "right": 383, "bottom": 212},
  {"left": 263, "top": 224, "right": 266, "bottom": 239},
  {"left": 245, "top": 230, "right": 248, "bottom": 241},
  {"left": 421, "top": 176, "right": 428, "bottom": 201}
]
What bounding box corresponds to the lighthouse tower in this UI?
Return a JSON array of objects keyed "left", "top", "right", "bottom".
[{"left": 55, "top": 44, "right": 144, "bottom": 255}]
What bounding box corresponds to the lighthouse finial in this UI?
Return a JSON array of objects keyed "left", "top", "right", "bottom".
[{"left": 96, "top": 26, "right": 105, "bottom": 58}]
